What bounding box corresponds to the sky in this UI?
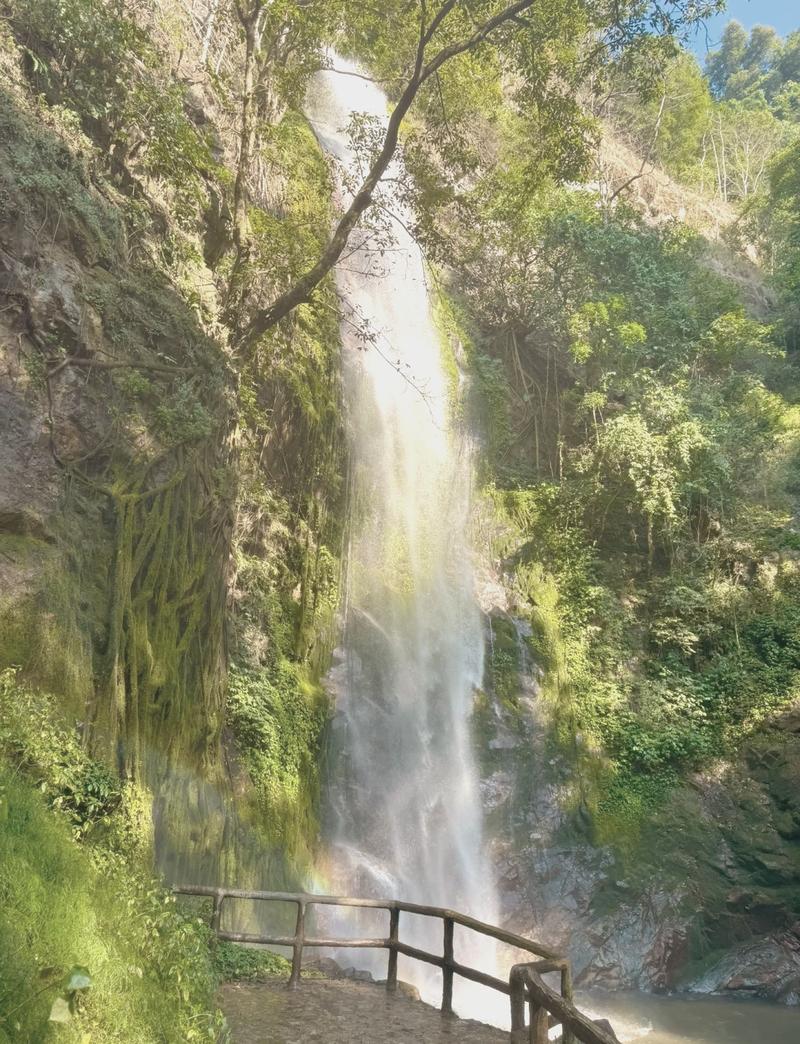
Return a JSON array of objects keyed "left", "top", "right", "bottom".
[{"left": 690, "top": 0, "right": 799, "bottom": 59}]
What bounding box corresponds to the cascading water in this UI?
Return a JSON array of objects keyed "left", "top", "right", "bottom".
[{"left": 306, "top": 57, "right": 502, "bottom": 1021}]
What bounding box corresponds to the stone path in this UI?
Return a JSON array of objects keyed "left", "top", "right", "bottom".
[{"left": 221, "top": 979, "right": 509, "bottom": 1043}]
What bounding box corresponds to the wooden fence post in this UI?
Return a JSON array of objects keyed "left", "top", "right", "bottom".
[
  {"left": 387, "top": 907, "right": 399, "bottom": 992},
  {"left": 211, "top": 891, "right": 223, "bottom": 934},
  {"left": 509, "top": 966, "right": 527, "bottom": 1044},
  {"left": 529, "top": 1002, "right": 548, "bottom": 1044},
  {"left": 560, "top": 961, "right": 574, "bottom": 1044},
  {"left": 442, "top": 917, "right": 454, "bottom": 1015},
  {"left": 289, "top": 901, "right": 305, "bottom": 988}
]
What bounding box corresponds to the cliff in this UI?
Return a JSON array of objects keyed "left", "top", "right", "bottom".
[{"left": 0, "top": 0, "right": 343, "bottom": 896}]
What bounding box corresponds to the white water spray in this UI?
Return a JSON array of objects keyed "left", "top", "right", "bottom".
[{"left": 307, "top": 57, "right": 502, "bottom": 1021}]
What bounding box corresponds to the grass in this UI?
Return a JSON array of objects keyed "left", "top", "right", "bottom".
[
  {"left": 0, "top": 672, "right": 225, "bottom": 1042},
  {"left": 0, "top": 769, "right": 225, "bottom": 1043}
]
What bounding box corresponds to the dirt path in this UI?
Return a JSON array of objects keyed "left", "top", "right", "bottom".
[{"left": 220, "top": 979, "right": 509, "bottom": 1043}]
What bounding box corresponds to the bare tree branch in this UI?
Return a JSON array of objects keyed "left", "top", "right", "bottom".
[
  {"left": 48, "top": 357, "right": 196, "bottom": 379},
  {"left": 606, "top": 90, "right": 667, "bottom": 205},
  {"left": 237, "top": 0, "right": 537, "bottom": 351}
]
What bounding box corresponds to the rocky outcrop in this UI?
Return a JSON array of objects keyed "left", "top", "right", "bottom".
[{"left": 478, "top": 613, "right": 800, "bottom": 1004}]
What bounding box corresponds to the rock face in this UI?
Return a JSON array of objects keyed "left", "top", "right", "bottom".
[
  {"left": 0, "top": 30, "right": 343, "bottom": 903},
  {"left": 477, "top": 609, "right": 800, "bottom": 1004}
]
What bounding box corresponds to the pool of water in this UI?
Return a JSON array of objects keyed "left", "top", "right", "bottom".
[{"left": 580, "top": 990, "right": 800, "bottom": 1043}]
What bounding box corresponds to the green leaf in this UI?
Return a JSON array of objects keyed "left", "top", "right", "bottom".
[
  {"left": 49, "top": 997, "right": 72, "bottom": 1023},
  {"left": 65, "top": 966, "right": 92, "bottom": 991}
]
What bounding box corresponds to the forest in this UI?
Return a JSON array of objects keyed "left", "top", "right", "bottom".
[{"left": 0, "top": 0, "right": 799, "bottom": 1040}]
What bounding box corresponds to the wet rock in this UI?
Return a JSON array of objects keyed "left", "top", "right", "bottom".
[
  {"left": 481, "top": 565, "right": 800, "bottom": 1003},
  {"left": 343, "top": 967, "right": 374, "bottom": 983},
  {"left": 303, "top": 957, "right": 347, "bottom": 979},
  {"left": 688, "top": 924, "right": 800, "bottom": 1004},
  {"left": 373, "top": 978, "right": 421, "bottom": 1000},
  {"left": 593, "top": 1018, "right": 620, "bottom": 1041},
  {"left": 481, "top": 771, "right": 514, "bottom": 810},
  {"left": 396, "top": 981, "right": 421, "bottom": 1001}
]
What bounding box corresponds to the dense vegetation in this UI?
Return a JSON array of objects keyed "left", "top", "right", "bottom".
[
  {"left": 435, "top": 25, "right": 800, "bottom": 842},
  {"left": 467, "top": 194, "right": 800, "bottom": 823},
  {"left": 0, "top": 671, "right": 225, "bottom": 1041}
]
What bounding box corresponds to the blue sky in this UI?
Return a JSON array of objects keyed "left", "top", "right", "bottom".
[{"left": 690, "top": 0, "right": 799, "bottom": 59}]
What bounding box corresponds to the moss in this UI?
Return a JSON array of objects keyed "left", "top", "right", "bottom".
[
  {"left": 430, "top": 275, "right": 465, "bottom": 409},
  {"left": 0, "top": 537, "right": 94, "bottom": 716},
  {"left": 486, "top": 614, "right": 523, "bottom": 709},
  {"left": 227, "top": 663, "right": 329, "bottom": 873},
  {"left": 0, "top": 0, "right": 346, "bottom": 902},
  {"left": 221, "top": 104, "right": 346, "bottom": 885}
]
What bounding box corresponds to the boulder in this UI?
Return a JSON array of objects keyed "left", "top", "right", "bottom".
[{"left": 688, "top": 924, "right": 800, "bottom": 1004}]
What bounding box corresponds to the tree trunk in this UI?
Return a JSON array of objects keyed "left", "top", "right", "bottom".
[{"left": 227, "top": 8, "right": 262, "bottom": 315}]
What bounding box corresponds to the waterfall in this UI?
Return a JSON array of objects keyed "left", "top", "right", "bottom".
[{"left": 306, "top": 57, "right": 503, "bottom": 1023}]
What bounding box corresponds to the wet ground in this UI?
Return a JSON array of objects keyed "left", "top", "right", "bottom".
[{"left": 220, "top": 979, "right": 509, "bottom": 1043}]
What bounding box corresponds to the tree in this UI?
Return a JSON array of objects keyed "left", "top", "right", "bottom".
[
  {"left": 701, "top": 98, "right": 787, "bottom": 201},
  {"left": 606, "top": 49, "right": 713, "bottom": 177},
  {"left": 226, "top": 0, "right": 336, "bottom": 312},
  {"left": 775, "top": 29, "right": 800, "bottom": 89},
  {"left": 236, "top": 0, "right": 718, "bottom": 352},
  {"left": 764, "top": 139, "right": 800, "bottom": 346},
  {"left": 706, "top": 21, "right": 800, "bottom": 109},
  {"left": 706, "top": 20, "right": 748, "bottom": 97},
  {"left": 237, "top": 0, "right": 542, "bottom": 348}
]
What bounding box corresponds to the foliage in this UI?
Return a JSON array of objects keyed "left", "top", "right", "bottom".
[
  {"left": 224, "top": 100, "right": 344, "bottom": 875},
  {"left": 0, "top": 672, "right": 224, "bottom": 1042},
  {"left": 0, "top": 85, "right": 121, "bottom": 264},
  {"left": 697, "top": 97, "right": 789, "bottom": 201},
  {"left": 706, "top": 21, "right": 800, "bottom": 111},
  {"left": 0, "top": 670, "right": 134, "bottom": 843},
  {"left": 601, "top": 19, "right": 799, "bottom": 207},
  {"left": 457, "top": 181, "right": 800, "bottom": 827},
  {"left": 226, "top": 663, "right": 329, "bottom": 862},
  {"left": 212, "top": 941, "right": 290, "bottom": 982},
  {"left": 7, "top": 0, "right": 222, "bottom": 223},
  {"left": 606, "top": 49, "right": 713, "bottom": 178},
  {"left": 745, "top": 136, "right": 800, "bottom": 350}
]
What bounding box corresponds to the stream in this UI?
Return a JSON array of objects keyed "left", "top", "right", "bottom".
[{"left": 580, "top": 989, "right": 799, "bottom": 1043}]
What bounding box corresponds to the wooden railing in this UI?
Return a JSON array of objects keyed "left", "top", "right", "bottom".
[
  {"left": 509, "top": 963, "right": 618, "bottom": 1044},
  {"left": 174, "top": 885, "right": 615, "bottom": 1043}
]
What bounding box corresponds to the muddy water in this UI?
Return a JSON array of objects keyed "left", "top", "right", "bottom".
[{"left": 582, "top": 990, "right": 800, "bottom": 1043}]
